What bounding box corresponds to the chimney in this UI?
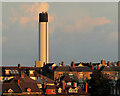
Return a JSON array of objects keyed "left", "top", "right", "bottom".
[
  {"left": 85, "top": 83, "right": 88, "bottom": 93},
  {"left": 51, "top": 65, "right": 53, "bottom": 70},
  {"left": 39, "top": 12, "right": 49, "bottom": 65},
  {"left": 107, "top": 61, "right": 110, "bottom": 66},
  {"left": 73, "top": 82, "right": 76, "bottom": 87},
  {"left": 72, "top": 61, "right": 75, "bottom": 67},
  {"left": 92, "top": 65, "right": 94, "bottom": 70},
  {"left": 18, "top": 64, "right": 21, "bottom": 69},
  {"left": 62, "top": 61, "right": 65, "bottom": 66},
  {"left": 21, "top": 74, "right": 24, "bottom": 78},
  {"left": 59, "top": 77, "right": 60, "bottom": 81},
  {"left": 20, "top": 72, "right": 24, "bottom": 78},
  {"left": 101, "top": 59, "right": 105, "bottom": 66},
  {"left": 62, "top": 81, "right": 65, "bottom": 89},
  {"left": 90, "top": 62, "right": 92, "bottom": 66},
  {"left": 117, "top": 61, "right": 120, "bottom": 66},
  {"left": 40, "top": 75, "right": 43, "bottom": 79},
  {"left": 40, "top": 68, "right": 42, "bottom": 72},
  {"left": 18, "top": 80, "right": 20, "bottom": 85},
  {"left": 44, "top": 84, "right": 46, "bottom": 88},
  {"left": 98, "top": 65, "right": 100, "bottom": 70}
]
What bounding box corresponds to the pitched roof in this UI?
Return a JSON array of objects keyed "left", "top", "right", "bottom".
[
  {"left": 46, "top": 85, "right": 58, "bottom": 89},
  {"left": 3, "top": 76, "right": 42, "bottom": 93},
  {"left": 2, "top": 83, "right": 22, "bottom": 93},
  {"left": 37, "top": 75, "right": 55, "bottom": 84},
  {"left": 61, "top": 75, "right": 76, "bottom": 82},
  {"left": 101, "top": 66, "right": 120, "bottom": 71},
  {"left": 55, "top": 66, "right": 93, "bottom": 72}
]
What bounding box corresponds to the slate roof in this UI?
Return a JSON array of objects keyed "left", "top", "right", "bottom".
[
  {"left": 2, "top": 83, "right": 22, "bottom": 93},
  {"left": 101, "top": 66, "right": 120, "bottom": 71},
  {"left": 46, "top": 85, "right": 58, "bottom": 89},
  {"left": 37, "top": 75, "right": 55, "bottom": 84},
  {"left": 61, "top": 75, "right": 76, "bottom": 82},
  {"left": 2, "top": 76, "right": 42, "bottom": 93},
  {"left": 55, "top": 66, "right": 93, "bottom": 72}
]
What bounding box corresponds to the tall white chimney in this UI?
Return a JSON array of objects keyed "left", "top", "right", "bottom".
[{"left": 38, "top": 12, "right": 49, "bottom": 66}]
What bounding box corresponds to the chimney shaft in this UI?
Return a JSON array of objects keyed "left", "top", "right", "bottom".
[
  {"left": 107, "top": 61, "right": 110, "bottom": 66},
  {"left": 98, "top": 65, "right": 100, "bottom": 70},
  {"left": 101, "top": 59, "right": 105, "bottom": 66},
  {"left": 73, "top": 82, "right": 75, "bottom": 87},
  {"left": 85, "top": 83, "right": 88, "bottom": 93},
  {"left": 117, "top": 61, "right": 120, "bottom": 66},
  {"left": 62, "top": 81, "right": 65, "bottom": 89},
  {"left": 72, "top": 61, "right": 75, "bottom": 67},
  {"left": 40, "top": 75, "right": 43, "bottom": 79},
  {"left": 18, "top": 80, "right": 20, "bottom": 85},
  {"left": 62, "top": 61, "right": 65, "bottom": 66},
  {"left": 18, "top": 64, "right": 21, "bottom": 69},
  {"left": 39, "top": 12, "right": 49, "bottom": 67},
  {"left": 92, "top": 65, "right": 94, "bottom": 70},
  {"left": 90, "top": 62, "right": 92, "bottom": 66}
]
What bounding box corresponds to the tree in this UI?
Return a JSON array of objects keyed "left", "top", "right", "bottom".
[{"left": 89, "top": 70, "right": 111, "bottom": 96}]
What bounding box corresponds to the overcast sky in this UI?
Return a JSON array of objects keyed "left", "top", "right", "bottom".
[{"left": 2, "top": 2, "right": 118, "bottom": 66}]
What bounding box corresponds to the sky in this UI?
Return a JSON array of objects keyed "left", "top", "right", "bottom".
[{"left": 2, "top": 2, "right": 118, "bottom": 66}]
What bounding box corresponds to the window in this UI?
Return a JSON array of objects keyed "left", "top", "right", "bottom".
[
  {"left": 27, "top": 88, "right": 31, "bottom": 92},
  {"left": 8, "top": 89, "right": 13, "bottom": 93},
  {"left": 58, "top": 88, "right": 62, "bottom": 93},
  {"left": 52, "top": 90, "right": 55, "bottom": 93},
  {"left": 67, "top": 82, "right": 71, "bottom": 85},
  {"left": 5, "top": 70, "right": 10, "bottom": 75},
  {"left": 29, "top": 70, "right": 34, "bottom": 74}
]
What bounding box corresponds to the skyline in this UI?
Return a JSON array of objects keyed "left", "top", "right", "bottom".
[{"left": 2, "top": 2, "right": 118, "bottom": 66}]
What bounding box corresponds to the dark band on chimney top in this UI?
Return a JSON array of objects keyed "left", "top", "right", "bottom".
[{"left": 39, "top": 12, "right": 48, "bottom": 22}]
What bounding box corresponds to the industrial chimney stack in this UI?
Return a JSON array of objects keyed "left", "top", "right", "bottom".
[{"left": 36, "top": 12, "right": 49, "bottom": 67}]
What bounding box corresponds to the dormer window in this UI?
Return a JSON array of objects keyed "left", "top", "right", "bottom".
[
  {"left": 29, "top": 70, "right": 34, "bottom": 76},
  {"left": 37, "top": 84, "right": 42, "bottom": 88},
  {"left": 27, "top": 88, "right": 31, "bottom": 92},
  {"left": 8, "top": 88, "right": 13, "bottom": 93},
  {"left": 58, "top": 88, "right": 62, "bottom": 93},
  {"left": 5, "top": 69, "right": 10, "bottom": 75}
]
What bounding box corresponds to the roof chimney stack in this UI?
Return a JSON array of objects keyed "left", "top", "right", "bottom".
[
  {"left": 90, "top": 62, "right": 92, "bottom": 66},
  {"left": 101, "top": 59, "right": 105, "bottom": 66},
  {"left": 62, "top": 81, "right": 65, "bottom": 89},
  {"left": 117, "top": 61, "right": 120, "bottom": 66},
  {"left": 62, "top": 61, "right": 65, "bottom": 66},
  {"left": 107, "top": 61, "right": 110, "bottom": 66},
  {"left": 71, "top": 61, "right": 75, "bottom": 67},
  {"left": 18, "top": 64, "right": 21, "bottom": 69}
]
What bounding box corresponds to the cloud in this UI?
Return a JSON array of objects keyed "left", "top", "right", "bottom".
[
  {"left": 64, "top": 16, "right": 110, "bottom": 32},
  {"left": 19, "top": 17, "right": 30, "bottom": 25},
  {"left": 0, "top": 37, "right": 6, "bottom": 44},
  {"left": 108, "top": 32, "right": 118, "bottom": 41},
  {"left": 9, "top": 2, "right": 56, "bottom": 28},
  {"left": 9, "top": 8, "right": 18, "bottom": 23},
  {"left": 0, "top": 22, "right": 8, "bottom": 29}
]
